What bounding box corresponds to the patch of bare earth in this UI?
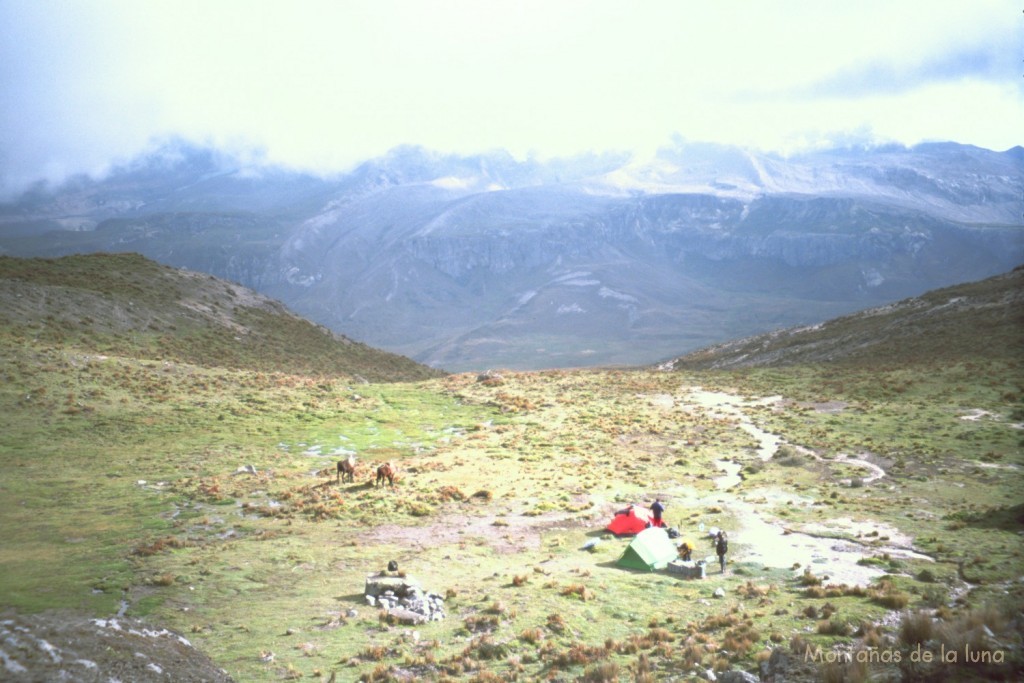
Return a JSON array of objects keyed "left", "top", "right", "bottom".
[{"left": 363, "top": 507, "right": 599, "bottom": 555}]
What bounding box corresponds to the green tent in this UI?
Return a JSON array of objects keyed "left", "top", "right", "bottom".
[{"left": 617, "top": 527, "right": 679, "bottom": 571}]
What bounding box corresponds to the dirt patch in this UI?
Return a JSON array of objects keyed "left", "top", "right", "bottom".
[
  {"left": 363, "top": 507, "right": 597, "bottom": 555},
  {"left": 799, "top": 400, "right": 849, "bottom": 413}
]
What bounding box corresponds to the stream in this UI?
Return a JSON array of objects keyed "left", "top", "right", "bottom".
[{"left": 674, "top": 387, "right": 932, "bottom": 585}]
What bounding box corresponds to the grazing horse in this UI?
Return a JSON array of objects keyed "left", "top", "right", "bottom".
[
  {"left": 337, "top": 455, "right": 356, "bottom": 484},
  {"left": 375, "top": 462, "right": 396, "bottom": 487}
]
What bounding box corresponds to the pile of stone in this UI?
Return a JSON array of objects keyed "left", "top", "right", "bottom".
[
  {"left": 364, "top": 573, "right": 446, "bottom": 625},
  {"left": 667, "top": 559, "right": 707, "bottom": 579}
]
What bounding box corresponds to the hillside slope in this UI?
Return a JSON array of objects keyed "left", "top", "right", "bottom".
[
  {"left": 661, "top": 265, "right": 1024, "bottom": 370},
  {"left": 2, "top": 140, "right": 1021, "bottom": 370},
  {"left": 0, "top": 253, "right": 443, "bottom": 382}
]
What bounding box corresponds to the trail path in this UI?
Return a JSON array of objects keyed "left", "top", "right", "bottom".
[{"left": 666, "top": 387, "right": 931, "bottom": 585}]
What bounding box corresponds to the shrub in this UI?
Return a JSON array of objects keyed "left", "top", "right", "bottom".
[
  {"left": 151, "top": 573, "right": 176, "bottom": 586},
  {"left": 647, "top": 627, "right": 675, "bottom": 643},
  {"left": 820, "top": 654, "right": 869, "bottom": 683},
  {"left": 560, "top": 583, "right": 594, "bottom": 601},
  {"left": 550, "top": 643, "right": 607, "bottom": 668},
  {"left": 486, "top": 600, "right": 510, "bottom": 616},
  {"left": 360, "top": 645, "right": 389, "bottom": 661},
  {"left": 870, "top": 584, "right": 910, "bottom": 609},
  {"left": 407, "top": 501, "right": 433, "bottom": 516},
  {"left": 920, "top": 585, "right": 947, "bottom": 607},
  {"left": 463, "top": 614, "right": 499, "bottom": 633},
  {"left": 474, "top": 636, "right": 508, "bottom": 661},
  {"left": 738, "top": 580, "right": 773, "bottom": 598},
  {"left": 800, "top": 568, "right": 822, "bottom": 586},
  {"left": 546, "top": 613, "right": 567, "bottom": 634},
  {"left": 519, "top": 627, "right": 543, "bottom": 645},
  {"left": 580, "top": 661, "right": 620, "bottom": 682},
  {"left": 776, "top": 447, "right": 805, "bottom": 466},
  {"left": 436, "top": 485, "right": 466, "bottom": 501},
  {"left": 898, "top": 610, "right": 934, "bottom": 646},
  {"left": 817, "top": 618, "right": 852, "bottom": 636},
  {"left": 633, "top": 652, "right": 654, "bottom": 682}
]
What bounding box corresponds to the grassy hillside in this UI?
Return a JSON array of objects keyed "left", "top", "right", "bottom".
[
  {"left": 1, "top": 264, "right": 1022, "bottom": 681},
  {"left": 664, "top": 265, "right": 1024, "bottom": 370},
  {"left": 0, "top": 253, "right": 443, "bottom": 382}
]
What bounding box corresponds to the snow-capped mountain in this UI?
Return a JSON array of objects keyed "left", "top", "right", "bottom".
[{"left": 1, "top": 139, "right": 1021, "bottom": 370}]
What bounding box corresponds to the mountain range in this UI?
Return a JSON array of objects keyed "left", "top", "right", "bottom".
[{"left": 1, "top": 138, "right": 1021, "bottom": 371}]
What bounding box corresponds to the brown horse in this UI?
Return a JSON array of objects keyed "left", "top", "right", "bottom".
[
  {"left": 375, "top": 462, "right": 396, "bottom": 487},
  {"left": 337, "top": 455, "right": 356, "bottom": 484}
]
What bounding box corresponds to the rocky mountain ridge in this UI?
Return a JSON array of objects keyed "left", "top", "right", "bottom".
[
  {"left": 1, "top": 139, "right": 1021, "bottom": 370},
  {"left": 662, "top": 265, "right": 1024, "bottom": 370}
]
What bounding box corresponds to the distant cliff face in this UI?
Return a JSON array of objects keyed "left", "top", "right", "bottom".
[{"left": 1, "top": 140, "right": 1021, "bottom": 371}]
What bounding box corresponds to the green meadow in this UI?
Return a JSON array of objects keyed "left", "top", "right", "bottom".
[{"left": 2, "top": 337, "right": 1021, "bottom": 681}]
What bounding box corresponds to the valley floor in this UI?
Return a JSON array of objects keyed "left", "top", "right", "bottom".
[{"left": 2, "top": 354, "right": 1022, "bottom": 681}]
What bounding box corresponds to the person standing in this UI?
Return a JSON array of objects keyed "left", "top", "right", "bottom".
[
  {"left": 651, "top": 499, "right": 665, "bottom": 527},
  {"left": 715, "top": 531, "right": 728, "bottom": 573}
]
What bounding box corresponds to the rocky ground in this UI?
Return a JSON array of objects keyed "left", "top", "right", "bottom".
[{"left": 1, "top": 610, "right": 234, "bottom": 682}]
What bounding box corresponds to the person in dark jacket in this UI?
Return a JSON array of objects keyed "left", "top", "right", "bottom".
[
  {"left": 650, "top": 499, "right": 665, "bottom": 527},
  {"left": 715, "top": 531, "right": 728, "bottom": 572}
]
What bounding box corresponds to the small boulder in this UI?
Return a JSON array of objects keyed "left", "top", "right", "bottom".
[{"left": 386, "top": 607, "right": 427, "bottom": 625}]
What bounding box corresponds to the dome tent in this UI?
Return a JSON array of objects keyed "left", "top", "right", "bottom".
[
  {"left": 616, "top": 527, "right": 679, "bottom": 571},
  {"left": 605, "top": 506, "right": 651, "bottom": 536}
]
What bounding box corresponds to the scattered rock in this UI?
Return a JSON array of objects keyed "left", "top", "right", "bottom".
[
  {"left": 760, "top": 648, "right": 789, "bottom": 681},
  {"left": 668, "top": 559, "right": 706, "bottom": 579},
  {"left": 719, "top": 669, "right": 759, "bottom": 683},
  {"left": 364, "top": 573, "right": 446, "bottom": 622},
  {"left": 476, "top": 370, "right": 503, "bottom": 385},
  {"left": 0, "top": 610, "right": 234, "bottom": 682},
  {"left": 713, "top": 587, "right": 726, "bottom": 598},
  {"left": 385, "top": 607, "right": 427, "bottom": 625}
]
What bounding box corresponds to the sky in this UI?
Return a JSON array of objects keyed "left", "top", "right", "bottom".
[{"left": 1, "top": 0, "right": 1021, "bottom": 194}]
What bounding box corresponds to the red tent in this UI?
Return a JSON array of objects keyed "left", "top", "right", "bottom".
[{"left": 606, "top": 507, "right": 651, "bottom": 536}]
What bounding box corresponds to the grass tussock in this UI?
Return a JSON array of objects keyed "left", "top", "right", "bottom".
[
  {"left": 869, "top": 578, "right": 911, "bottom": 609},
  {"left": 559, "top": 583, "right": 596, "bottom": 601},
  {"left": 894, "top": 604, "right": 1024, "bottom": 679}
]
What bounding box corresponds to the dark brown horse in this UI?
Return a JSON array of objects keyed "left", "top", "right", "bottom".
[
  {"left": 337, "top": 455, "right": 356, "bottom": 484},
  {"left": 375, "top": 462, "right": 396, "bottom": 487}
]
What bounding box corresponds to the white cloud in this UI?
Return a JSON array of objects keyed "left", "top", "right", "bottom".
[{"left": 1, "top": 0, "right": 1021, "bottom": 193}]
